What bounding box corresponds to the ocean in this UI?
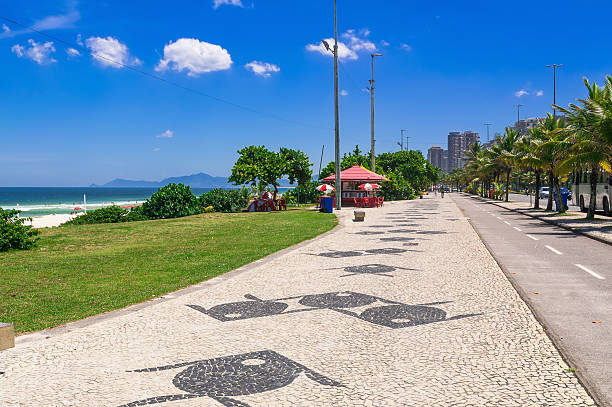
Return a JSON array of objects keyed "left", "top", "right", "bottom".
[
  {"left": 0, "top": 187, "right": 215, "bottom": 217},
  {"left": 0, "top": 186, "right": 293, "bottom": 217}
]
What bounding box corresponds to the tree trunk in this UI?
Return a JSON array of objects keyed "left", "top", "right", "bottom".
[
  {"left": 534, "top": 170, "right": 541, "bottom": 209},
  {"left": 587, "top": 168, "right": 598, "bottom": 219},
  {"left": 273, "top": 185, "right": 278, "bottom": 202},
  {"left": 546, "top": 171, "right": 554, "bottom": 211},
  {"left": 505, "top": 170, "right": 510, "bottom": 202}
]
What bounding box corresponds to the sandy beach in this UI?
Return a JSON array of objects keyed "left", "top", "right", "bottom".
[{"left": 21, "top": 214, "right": 79, "bottom": 228}]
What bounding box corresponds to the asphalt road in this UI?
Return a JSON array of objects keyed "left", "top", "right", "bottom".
[
  {"left": 508, "top": 192, "right": 581, "bottom": 212},
  {"left": 452, "top": 193, "right": 611, "bottom": 407}
]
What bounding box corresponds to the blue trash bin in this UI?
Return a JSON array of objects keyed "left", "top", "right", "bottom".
[
  {"left": 554, "top": 190, "right": 570, "bottom": 211},
  {"left": 320, "top": 197, "right": 334, "bottom": 213}
]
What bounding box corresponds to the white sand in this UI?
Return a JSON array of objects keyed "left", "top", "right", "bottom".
[{"left": 23, "top": 214, "right": 79, "bottom": 228}]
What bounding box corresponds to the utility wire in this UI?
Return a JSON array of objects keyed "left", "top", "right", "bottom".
[{"left": 0, "top": 15, "right": 331, "bottom": 131}]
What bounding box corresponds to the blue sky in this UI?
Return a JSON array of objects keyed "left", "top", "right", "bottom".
[{"left": 1, "top": 0, "right": 612, "bottom": 186}]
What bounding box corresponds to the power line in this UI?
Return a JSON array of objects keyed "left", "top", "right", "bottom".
[{"left": 0, "top": 15, "right": 330, "bottom": 132}]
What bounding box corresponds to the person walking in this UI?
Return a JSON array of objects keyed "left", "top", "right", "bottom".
[
  {"left": 434, "top": 185, "right": 438, "bottom": 198},
  {"left": 441, "top": 187, "right": 445, "bottom": 199}
]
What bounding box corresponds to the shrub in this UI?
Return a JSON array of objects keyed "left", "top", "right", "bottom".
[
  {"left": 65, "top": 205, "right": 129, "bottom": 225},
  {"left": 124, "top": 205, "right": 150, "bottom": 222},
  {"left": 282, "top": 180, "right": 319, "bottom": 204},
  {"left": 198, "top": 187, "right": 250, "bottom": 213},
  {"left": 379, "top": 172, "right": 417, "bottom": 201},
  {"left": 142, "top": 183, "right": 200, "bottom": 219},
  {"left": 0, "top": 208, "right": 39, "bottom": 252}
]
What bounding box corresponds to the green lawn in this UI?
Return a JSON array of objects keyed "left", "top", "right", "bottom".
[{"left": 0, "top": 209, "right": 337, "bottom": 333}]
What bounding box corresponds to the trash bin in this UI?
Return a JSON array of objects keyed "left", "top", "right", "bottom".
[
  {"left": 320, "top": 196, "right": 334, "bottom": 213},
  {"left": 554, "top": 190, "right": 570, "bottom": 211}
]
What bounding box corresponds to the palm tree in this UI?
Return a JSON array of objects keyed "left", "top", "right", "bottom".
[
  {"left": 515, "top": 127, "right": 545, "bottom": 209},
  {"left": 489, "top": 127, "right": 520, "bottom": 202},
  {"left": 556, "top": 76, "right": 612, "bottom": 219},
  {"left": 532, "top": 115, "right": 571, "bottom": 213}
]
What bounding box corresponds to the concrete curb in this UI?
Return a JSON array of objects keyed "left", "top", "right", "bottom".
[
  {"left": 452, "top": 194, "right": 609, "bottom": 407},
  {"left": 464, "top": 193, "right": 612, "bottom": 247},
  {"left": 15, "top": 211, "right": 343, "bottom": 346}
]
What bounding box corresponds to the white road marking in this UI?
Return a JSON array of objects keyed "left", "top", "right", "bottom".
[
  {"left": 496, "top": 217, "right": 502, "bottom": 220},
  {"left": 545, "top": 245, "right": 563, "bottom": 255},
  {"left": 513, "top": 227, "right": 522, "bottom": 232},
  {"left": 575, "top": 264, "right": 605, "bottom": 280},
  {"left": 526, "top": 234, "right": 539, "bottom": 241},
  {"left": 491, "top": 213, "right": 496, "bottom": 217},
  {"left": 504, "top": 221, "right": 511, "bottom": 225}
]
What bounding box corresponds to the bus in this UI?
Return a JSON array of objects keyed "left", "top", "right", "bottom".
[{"left": 571, "top": 170, "right": 611, "bottom": 215}]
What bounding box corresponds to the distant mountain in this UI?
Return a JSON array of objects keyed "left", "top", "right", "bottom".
[{"left": 90, "top": 172, "right": 295, "bottom": 188}]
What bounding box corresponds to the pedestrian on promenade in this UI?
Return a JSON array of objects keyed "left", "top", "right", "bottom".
[
  {"left": 434, "top": 186, "right": 438, "bottom": 197},
  {"left": 441, "top": 187, "right": 445, "bottom": 199}
]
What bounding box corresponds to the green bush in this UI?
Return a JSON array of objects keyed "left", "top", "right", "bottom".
[
  {"left": 379, "top": 172, "right": 417, "bottom": 201},
  {"left": 0, "top": 208, "right": 39, "bottom": 252},
  {"left": 123, "top": 205, "right": 150, "bottom": 222},
  {"left": 142, "top": 183, "right": 200, "bottom": 219},
  {"left": 282, "top": 180, "right": 320, "bottom": 204},
  {"left": 198, "top": 187, "right": 250, "bottom": 213},
  {"left": 65, "top": 205, "right": 130, "bottom": 225}
]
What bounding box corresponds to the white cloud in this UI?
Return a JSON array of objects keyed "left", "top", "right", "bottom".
[
  {"left": 213, "top": 0, "right": 243, "bottom": 8},
  {"left": 85, "top": 36, "right": 141, "bottom": 68},
  {"left": 11, "top": 39, "right": 57, "bottom": 65},
  {"left": 342, "top": 29, "right": 376, "bottom": 53},
  {"left": 306, "top": 29, "right": 378, "bottom": 61},
  {"left": 2, "top": 24, "right": 10, "bottom": 33},
  {"left": 535, "top": 90, "right": 544, "bottom": 97},
  {"left": 340, "top": 90, "right": 348, "bottom": 96},
  {"left": 156, "top": 129, "right": 174, "bottom": 139},
  {"left": 306, "top": 38, "right": 357, "bottom": 60},
  {"left": 66, "top": 47, "right": 81, "bottom": 57},
  {"left": 1, "top": 8, "right": 80, "bottom": 39},
  {"left": 76, "top": 34, "right": 84, "bottom": 46},
  {"left": 155, "top": 38, "right": 232, "bottom": 76},
  {"left": 515, "top": 89, "right": 529, "bottom": 97},
  {"left": 152, "top": 147, "right": 161, "bottom": 152},
  {"left": 380, "top": 40, "right": 390, "bottom": 47},
  {"left": 400, "top": 43, "right": 412, "bottom": 52},
  {"left": 244, "top": 61, "right": 279, "bottom": 77}
]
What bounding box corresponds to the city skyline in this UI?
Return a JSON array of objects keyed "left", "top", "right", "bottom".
[{"left": 2, "top": 0, "right": 612, "bottom": 186}]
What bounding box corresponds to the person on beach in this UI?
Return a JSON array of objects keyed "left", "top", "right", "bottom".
[{"left": 441, "top": 187, "right": 445, "bottom": 198}]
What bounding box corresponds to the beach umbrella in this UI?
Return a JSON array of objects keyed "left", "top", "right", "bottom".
[
  {"left": 316, "top": 184, "right": 335, "bottom": 193},
  {"left": 358, "top": 183, "right": 382, "bottom": 191},
  {"left": 74, "top": 207, "right": 83, "bottom": 210}
]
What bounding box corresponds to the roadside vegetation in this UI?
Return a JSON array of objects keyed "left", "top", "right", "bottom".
[
  {"left": 445, "top": 75, "right": 612, "bottom": 220},
  {"left": 0, "top": 208, "right": 337, "bottom": 333}
]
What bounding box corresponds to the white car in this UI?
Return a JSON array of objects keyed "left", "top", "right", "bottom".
[{"left": 539, "top": 187, "right": 550, "bottom": 199}]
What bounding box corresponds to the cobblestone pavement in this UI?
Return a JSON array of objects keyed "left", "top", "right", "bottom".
[{"left": 0, "top": 197, "right": 595, "bottom": 406}]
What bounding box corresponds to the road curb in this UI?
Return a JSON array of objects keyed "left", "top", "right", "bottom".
[
  {"left": 452, "top": 194, "right": 609, "bottom": 407},
  {"left": 464, "top": 193, "right": 612, "bottom": 248}
]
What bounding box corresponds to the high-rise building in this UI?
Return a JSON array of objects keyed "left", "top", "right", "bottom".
[
  {"left": 427, "top": 146, "right": 444, "bottom": 170},
  {"left": 447, "top": 131, "right": 480, "bottom": 171}
]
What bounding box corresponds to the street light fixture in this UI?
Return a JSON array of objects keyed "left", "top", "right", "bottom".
[
  {"left": 546, "top": 64, "right": 563, "bottom": 117},
  {"left": 369, "top": 53, "right": 382, "bottom": 171}
]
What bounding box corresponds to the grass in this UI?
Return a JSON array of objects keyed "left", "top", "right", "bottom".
[{"left": 0, "top": 209, "right": 337, "bottom": 333}]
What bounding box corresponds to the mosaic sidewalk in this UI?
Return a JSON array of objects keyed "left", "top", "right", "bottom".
[{"left": 0, "top": 197, "right": 595, "bottom": 406}]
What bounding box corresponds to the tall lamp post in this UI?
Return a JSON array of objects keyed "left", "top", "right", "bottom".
[
  {"left": 515, "top": 104, "right": 524, "bottom": 126},
  {"left": 321, "top": 0, "right": 341, "bottom": 209},
  {"left": 546, "top": 64, "right": 563, "bottom": 117},
  {"left": 484, "top": 123, "right": 492, "bottom": 143},
  {"left": 369, "top": 53, "right": 382, "bottom": 171}
]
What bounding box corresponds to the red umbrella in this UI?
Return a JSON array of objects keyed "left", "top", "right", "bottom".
[
  {"left": 316, "top": 184, "right": 335, "bottom": 193},
  {"left": 73, "top": 207, "right": 83, "bottom": 210},
  {"left": 358, "top": 183, "right": 382, "bottom": 191}
]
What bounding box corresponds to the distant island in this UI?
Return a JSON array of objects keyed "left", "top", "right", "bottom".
[{"left": 90, "top": 172, "right": 294, "bottom": 188}]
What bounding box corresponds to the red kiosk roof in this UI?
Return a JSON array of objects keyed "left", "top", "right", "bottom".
[{"left": 322, "top": 165, "right": 388, "bottom": 182}]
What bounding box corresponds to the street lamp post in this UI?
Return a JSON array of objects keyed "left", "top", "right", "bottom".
[
  {"left": 369, "top": 53, "right": 382, "bottom": 171},
  {"left": 546, "top": 64, "right": 563, "bottom": 118},
  {"left": 484, "top": 123, "right": 492, "bottom": 143},
  {"left": 515, "top": 104, "right": 524, "bottom": 126},
  {"left": 321, "top": 0, "right": 341, "bottom": 210}
]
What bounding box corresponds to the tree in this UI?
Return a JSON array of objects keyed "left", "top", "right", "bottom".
[
  {"left": 556, "top": 76, "right": 612, "bottom": 219},
  {"left": 229, "top": 145, "right": 313, "bottom": 200},
  {"left": 319, "top": 145, "right": 370, "bottom": 180}
]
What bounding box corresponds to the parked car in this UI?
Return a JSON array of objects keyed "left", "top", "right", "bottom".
[
  {"left": 540, "top": 186, "right": 572, "bottom": 201},
  {"left": 539, "top": 187, "right": 549, "bottom": 199}
]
